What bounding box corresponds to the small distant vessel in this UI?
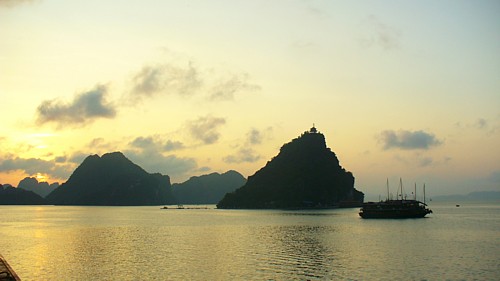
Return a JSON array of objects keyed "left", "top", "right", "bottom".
[
  {"left": 161, "top": 205, "right": 210, "bottom": 210},
  {"left": 359, "top": 179, "right": 432, "bottom": 219},
  {"left": 160, "top": 205, "right": 185, "bottom": 209}
]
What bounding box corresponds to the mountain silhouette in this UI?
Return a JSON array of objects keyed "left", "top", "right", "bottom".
[
  {"left": 46, "top": 152, "right": 175, "bottom": 205},
  {"left": 172, "top": 170, "right": 246, "bottom": 204},
  {"left": 217, "top": 126, "right": 364, "bottom": 209},
  {"left": 18, "top": 177, "right": 59, "bottom": 198},
  {"left": 0, "top": 184, "right": 46, "bottom": 205}
]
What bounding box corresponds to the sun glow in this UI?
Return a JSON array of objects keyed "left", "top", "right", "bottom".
[{"left": 36, "top": 173, "right": 47, "bottom": 182}]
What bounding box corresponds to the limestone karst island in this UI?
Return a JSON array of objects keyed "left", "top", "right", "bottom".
[
  {"left": 217, "top": 126, "right": 364, "bottom": 209},
  {"left": 1, "top": 126, "right": 364, "bottom": 209}
]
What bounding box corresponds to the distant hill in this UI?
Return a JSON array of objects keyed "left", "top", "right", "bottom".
[
  {"left": 432, "top": 191, "right": 500, "bottom": 202},
  {"left": 217, "top": 127, "right": 364, "bottom": 209},
  {"left": 18, "top": 177, "right": 59, "bottom": 198},
  {"left": 172, "top": 170, "right": 246, "bottom": 204},
  {"left": 0, "top": 184, "right": 46, "bottom": 205},
  {"left": 46, "top": 152, "right": 175, "bottom": 205}
]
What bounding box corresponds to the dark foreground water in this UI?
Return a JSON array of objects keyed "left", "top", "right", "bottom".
[{"left": 0, "top": 202, "right": 499, "bottom": 280}]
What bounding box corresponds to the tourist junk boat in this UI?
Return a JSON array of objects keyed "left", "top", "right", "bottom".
[{"left": 359, "top": 179, "right": 432, "bottom": 219}]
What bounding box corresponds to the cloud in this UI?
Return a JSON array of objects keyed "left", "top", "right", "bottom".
[
  {"left": 474, "top": 118, "right": 488, "bottom": 129},
  {"left": 130, "top": 136, "right": 185, "bottom": 152},
  {"left": 0, "top": 156, "right": 72, "bottom": 180},
  {"left": 164, "top": 140, "right": 185, "bottom": 151},
  {"left": 86, "top": 137, "right": 116, "bottom": 151},
  {"left": 247, "top": 128, "right": 263, "bottom": 145},
  {"left": 125, "top": 149, "right": 197, "bottom": 178},
  {"left": 130, "top": 136, "right": 156, "bottom": 149},
  {"left": 68, "top": 152, "right": 91, "bottom": 164},
  {"left": 208, "top": 73, "right": 261, "bottom": 101},
  {"left": 223, "top": 148, "right": 261, "bottom": 164},
  {"left": 125, "top": 135, "right": 194, "bottom": 179},
  {"left": 360, "top": 15, "right": 401, "bottom": 50},
  {"left": 54, "top": 156, "right": 67, "bottom": 163},
  {"left": 186, "top": 116, "right": 226, "bottom": 144},
  {"left": 129, "top": 62, "right": 202, "bottom": 102},
  {"left": 0, "top": 157, "right": 53, "bottom": 175},
  {"left": 128, "top": 59, "right": 260, "bottom": 103},
  {"left": 379, "top": 130, "right": 442, "bottom": 150},
  {"left": 36, "top": 85, "right": 116, "bottom": 127},
  {"left": 124, "top": 138, "right": 196, "bottom": 179},
  {"left": 246, "top": 127, "right": 274, "bottom": 145},
  {"left": 418, "top": 157, "right": 433, "bottom": 167},
  {"left": 195, "top": 166, "right": 211, "bottom": 173},
  {"left": 34, "top": 54, "right": 260, "bottom": 129}
]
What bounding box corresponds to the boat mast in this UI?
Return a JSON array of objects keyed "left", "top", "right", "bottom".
[
  {"left": 414, "top": 182, "right": 417, "bottom": 200},
  {"left": 423, "top": 183, "right": 426, "bottom": 205},
  {"left": 386, "top": 178, "right": 389, "bottom": 201},
  {"left": 399, "top": 178, "right": 403, "bottom": 201}
]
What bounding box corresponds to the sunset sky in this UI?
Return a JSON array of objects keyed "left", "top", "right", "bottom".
[{"left": 1, "top": 0, "right": 499, "bottom": 197}]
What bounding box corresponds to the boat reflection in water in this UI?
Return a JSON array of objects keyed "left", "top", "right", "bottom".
[{"left": 359, "top": 179, "right": 433, "bottom": 219}]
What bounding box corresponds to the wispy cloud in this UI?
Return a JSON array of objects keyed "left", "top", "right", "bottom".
[
  {"left": 379, "top": 129, "right": 442, "bottom": 150},
  {"left": 127, "top": 58, "right": 260, "bottom": 103},
  {"left": 474, "top": 118, "right": 488, "bottom": 129},
  {"left": 360, "top": 15, "right": 401, "bottom": 50},
  {"left": 34, "top": 55, "right": 260, "bottom": 129},
  {"left": 247, "top": 128, "right": 263, "bottom": 145},
  {"left": 223, "top": 127, "right": 273, "bottom": 163},
  {"left": 129, "top": 62, "right": 202, "bottom": 102},
  {"left": 455, "top": 117, "right": 499, "bottom": 136},
  {"left": 186, "top": 115, "right": 226, "bottom": 144},
  {"left": 208, "top": 73, "right": 261, "bottom": 101},
  {"left": 245, "top": 126, "right": 274, "bottom": 145},
  {"left": 418, "top": 157, "right": 433, "bottom": 167},
  {"left": 36, "top": 85, "right": 116, "bottom": 128},
  {"left": 223, "top": 148, "right": 261, "bottom": 164},
  {"left": 130, "top": 136, "right": 185, "bottom": 152}
]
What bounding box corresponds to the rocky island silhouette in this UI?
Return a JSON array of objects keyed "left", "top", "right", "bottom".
[
  {"left": 217, "top": 126, "right": 364, "bottom": 209},
  {"left": 46, "top": 152, "right": 176, "bottom": 206}
]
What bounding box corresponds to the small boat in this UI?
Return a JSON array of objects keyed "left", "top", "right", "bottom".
[
  {"left": 160, "top": 205, "right": 185, "bottom": 209},
  {"left": 359, "top": 179, "right": 432, "bottom": 219}
]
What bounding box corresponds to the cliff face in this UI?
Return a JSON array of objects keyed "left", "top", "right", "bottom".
[
  {"left": 172, "top": 170, "right": 246, "bottom": 204},
  {"left": 217, "top": 130, "right": 364, "bottom": 209},
  {"left": 46, "top": 152, "right": 175, "bottom": 205}
]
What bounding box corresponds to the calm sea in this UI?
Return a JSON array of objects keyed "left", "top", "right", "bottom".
[{"left": 0, "top": 202, "right": 498, "bottom": 280}]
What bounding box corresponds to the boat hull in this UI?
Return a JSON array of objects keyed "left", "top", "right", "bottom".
[
  {"left": 359, "top": 209, "right": 431, "bottom": 219},
  {"left": 359, "top": 200, "right": 432, "bottom": 219}
]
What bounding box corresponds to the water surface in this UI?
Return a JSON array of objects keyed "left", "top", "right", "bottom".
[{"left": 0, "top": 203, "right": 498, "bottom": 280}]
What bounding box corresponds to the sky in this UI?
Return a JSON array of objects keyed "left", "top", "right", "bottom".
[{"left": 1, "top": 0, "right": 499, "bottom": 198}]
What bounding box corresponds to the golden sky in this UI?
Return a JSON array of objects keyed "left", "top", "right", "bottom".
[{"left": 1, "top": 0, "right": 499, "bottom": 197}]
